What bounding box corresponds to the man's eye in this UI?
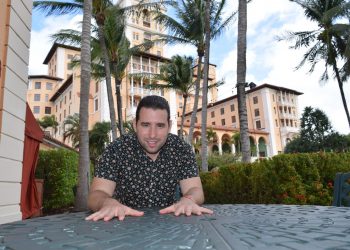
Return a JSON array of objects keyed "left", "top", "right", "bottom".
[
  {"left": 157, "top": 124, "right": 165, "bottom": 128},
  {"left": 141, "top": 123, "right": 149, "bottom": 127}
]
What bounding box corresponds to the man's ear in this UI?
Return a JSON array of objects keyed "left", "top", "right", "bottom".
[{"left": 132, "top": 118, "right": 137, "bottom": 131}]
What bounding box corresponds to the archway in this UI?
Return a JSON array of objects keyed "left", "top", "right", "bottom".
[
  {"left": 258, "top": 137, "right": 267, "bottom": 157},
  {"left": 250, "top": 136, "right": 257, "bottom": 157}
]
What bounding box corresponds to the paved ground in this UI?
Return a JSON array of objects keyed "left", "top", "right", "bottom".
[{"left": 1, "top": 204, "right": 350, "bottom": 249}]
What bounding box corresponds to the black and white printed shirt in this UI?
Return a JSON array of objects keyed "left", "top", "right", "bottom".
[{"left": 95, "top": 133, "right": 199, "bottom": 208}]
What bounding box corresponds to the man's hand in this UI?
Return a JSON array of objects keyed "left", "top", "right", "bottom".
[
  {"left": 85, "top": 198, "right": 144, "bottom": 221},
  {"left": 159, "top": 196, "right": 213, "bottom": 216}
]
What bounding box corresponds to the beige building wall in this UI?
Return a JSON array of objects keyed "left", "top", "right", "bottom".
[
  {"left": 0, "top": 0, "right": 32, "bottom": 224},
  {"left": 27, "top": 75, "right": 62, "bottom": 120},
  {"left": 183, "top": 84, "right": 302, "bottom": 156}
]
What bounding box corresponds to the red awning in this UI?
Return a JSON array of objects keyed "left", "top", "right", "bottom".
[{"left": 21, "top": 103, "right": 44, "bottom": 219}]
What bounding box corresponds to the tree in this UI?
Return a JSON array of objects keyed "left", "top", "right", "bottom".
[
  {"left": 283, "top": 0, "right": 350, "bottom": 128},
  {"left": 37, "top": 115, "right": 58, "bottom": 135},
  {"left": 200, "top": 0, "right": 211, "bottom": 171},
  {"left": 144, "top": 55, "right": 195, "bottom": 138},
  {"left": 285, "top": 106, "right": 350, "bottom": 152},
  {"left": 89, "top": 121, "right": 111, "bottom": 164},
  {"left": 236, "top": 0, "right": 250, "bottom": 162},
  {"left": 63, "top": 113, "right": 80, "bottom": 148},
  {"left": 76, "top": 0, "right": 92, "bottom": 211},
  {"left": 34, "top": 0, "right": 119, "bottom": 140},
  {"left": 153, "top": 0, "right": 235, "bottom": 144}
]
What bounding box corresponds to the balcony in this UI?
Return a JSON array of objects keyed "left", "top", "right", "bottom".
[{"left": 131, "top": 87, "right": 162, "bottom": 97}]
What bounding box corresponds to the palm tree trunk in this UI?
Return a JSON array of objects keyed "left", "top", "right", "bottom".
[
  {"left": 114, "top": 75, "right": 124, "bottom": 136},
  {"left": 180, "top": 95, "right": 187, "bottom": 139},
  {"left": 75, "top": 0, "right": 92, "bottom": 211},
  {"left": 333, "top": 63, "right": 350, "bottom": 128},
  {"left": 97, "top": 25, "right": 118, "bottom": 140},
  {"left": 188, "top": 53, "right": 204, "bottom": 144},
  {"left": 200, "top": 0, "right": 211, "bottom": 172},
  {"left": 237, "top": 0, "right": 251, "bottom": 163}
]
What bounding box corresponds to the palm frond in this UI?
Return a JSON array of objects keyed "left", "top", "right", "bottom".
[{"left": 33, "top": 0, "right": 83, "bottom": 16}]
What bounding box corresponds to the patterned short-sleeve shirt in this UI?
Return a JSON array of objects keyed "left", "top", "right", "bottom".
[{"left": 95, "top": 133, "right": 199, "bottom": 208}]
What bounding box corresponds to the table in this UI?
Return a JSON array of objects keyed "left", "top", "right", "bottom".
[{"left": 1, "top": 204, "right": 350, "bottom": 249}]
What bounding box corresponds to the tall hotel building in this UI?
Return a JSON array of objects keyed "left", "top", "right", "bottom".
[{"left": 27, "top": 0, "right": 303, "bottom": 158}]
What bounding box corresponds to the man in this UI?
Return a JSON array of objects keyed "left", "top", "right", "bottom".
[{"left": 86, "top": 95, "right": 213, "bottom": 221}]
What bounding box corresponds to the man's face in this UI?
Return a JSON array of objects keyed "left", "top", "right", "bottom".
[{"left": 133, "top": 107, "right": 172, "bottom": 160}]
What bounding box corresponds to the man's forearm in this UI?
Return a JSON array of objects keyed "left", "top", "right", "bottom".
[
  {"left": 88, "top": 190, "right": 114, "bottom": 212},
  {"left": 182, "top": 187, "right": 204, "bottom": 205}
]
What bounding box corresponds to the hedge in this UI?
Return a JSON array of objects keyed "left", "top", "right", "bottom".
[
  {"left": 201, "top": 152, "right": 350, "bottom": 205},
  {"left": 36, "top": 149, "right": 78, "bottom": 212}
]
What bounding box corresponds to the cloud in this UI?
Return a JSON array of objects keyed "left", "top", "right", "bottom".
[{"left": 29, "top": 14, "right": 82, "bottom": 75}]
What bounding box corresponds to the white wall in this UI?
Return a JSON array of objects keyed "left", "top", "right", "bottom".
[{"left": 0, "top": 0, "right": 32, "bottom": 224}]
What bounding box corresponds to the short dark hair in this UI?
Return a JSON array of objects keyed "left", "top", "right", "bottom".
[{"left": 136, "top": 95, "right": 170, "bottom": 122}]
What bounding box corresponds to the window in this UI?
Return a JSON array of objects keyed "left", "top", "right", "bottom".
[
  {"left": 69, "top": 91, "right": 72, "bottom": 100},
  {"left": 274, "top": 107, "right": 276, "bottom": 114},
  {"left": 68, "top": 54, "right": 74, "bottom": 59},
  {"left": 256, "top": 120, "right": 262, "bottom": 129},
  {"left": 35, "top": 82, "right": 41, "bottom": 89},
  {"left": 221, "top": 119, "right": 226, "bottom": 126},
  {"left": 230, "top": 104, "right": 235, "bottom": 112},
  {"left": 133, "top": 32, "right": 139, "bottom": 40},
  {"left": 253, "top": 96, "right": 258, "bottom": 104},
  {"left": 64, "top": 96, "right": 67, "bottom": 104},
  {"left": 211, "top": 111, "right": 215, "bottom": 118},
  {"left": 94, "top": 98, "right": 99, "bottom": 112},
  {"left": 254, "top": 108, "right": 260, "bottom": 117},
  {"left": 195, "top": 117, "right": 198, "bottom": 123},
  {"left": 45, "top": 107, "right": 51, "bottom": 114},
  {"left": 220, "top": 107, "right": 225, "bottom": 115},
  {"left": 69, "top": 105, "right": 71, "bottom": 115},
  {"left": 95, "top": 82, "right": 99, "bottom": 93},
  {"left": 144, "top": 32, "right": 152, "bottom": 42},
  {"left": 275, "top": 119, "right": 278, "bottom": 127},
  {"left": 231, "top": 116, "right": 236, "bottom": 123},
  {"left": 212, "top": 121, "right": 215, "bottom": 125},
  {"left": 272, "top": 94, "right": 275, "bottom": 102},
  {"left": 67, "top": 62, "right": 73, "bottom": 70},
  {"left": 55, "top": 105, "right": 58, "bottom": 112},
  {"left": 60, "top": 100, "right": 62, "bottom": 108},
  {"left": 45, "top": 94, "right": 49, "bottom": 102},
  {"left": 33, "top": 106, "right": 40, "bottom": 114},
  {"left": 64, "top": 109, "right": 66, "bottom": 118},
  {"left": 46, "top": 82, "right": 53, "bottom": 90},
  {"left": 34, "top": 94, "right": 40, "bottom": 101},
  {"left": 59, "top": 113, "right": 61, "bottom": 122},
  {"left": 143, "top": 12, "right": 151, "bottom": 27}
]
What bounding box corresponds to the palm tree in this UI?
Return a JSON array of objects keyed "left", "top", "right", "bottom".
[
  {"left": 143, "top": 55, "right": 195, "bottom": 138},
  {"left": 282, "top": 0, "right": 350, "bottom": 128},
  {"left": 153, "top": 0, "right": 235, "bottom": 144},
  {"left": 37, "top": 115, "right": 58, "bottom": 135},
  {"left": 200, "top": 0, "right": 211, "bottom": 172},
  {"left": 34, "top": 0, "right": 119, "bottom": 140},
  {"left": 89, "top": 121, "right": 111, "bottom": 165},
  {"left": 236, "top": 0, "right": 251, "bottom": 163},
  {"left": 63, "top": 113, "right": 80, "bottom": 148}
]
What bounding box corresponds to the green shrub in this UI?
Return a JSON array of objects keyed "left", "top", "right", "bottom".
[
  {"left": 196, "top": 153, "right": 239, "bottom": 171},
  {"left": 36, "top": 149, "right": 78, "bottom": 212},
  {"left": 201, "top": 152, "right": 350, "bottom": 206}
]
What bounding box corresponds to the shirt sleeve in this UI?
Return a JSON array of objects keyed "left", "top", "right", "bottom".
[
  {"left": 94, "top": 141, "right": 119, "bottom": 182},
  {"left": 177, "top": 140, "right": 199, "bottom": 180}
]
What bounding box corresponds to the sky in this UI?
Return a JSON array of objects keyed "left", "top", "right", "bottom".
[{"left": 29, "top": 0, "right": 350, "bottom": 134}]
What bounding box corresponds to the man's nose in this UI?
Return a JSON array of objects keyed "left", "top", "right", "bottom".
[{"left": 149, "top": 125, "right": 156, "bottom": 138}]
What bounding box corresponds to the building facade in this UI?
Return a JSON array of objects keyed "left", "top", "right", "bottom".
[
  {"left": 0, "top": 0, "right": 33, "bottom": 224},
  {"left": 182, "top": 84, "right": 303, "bottom": 157}
]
